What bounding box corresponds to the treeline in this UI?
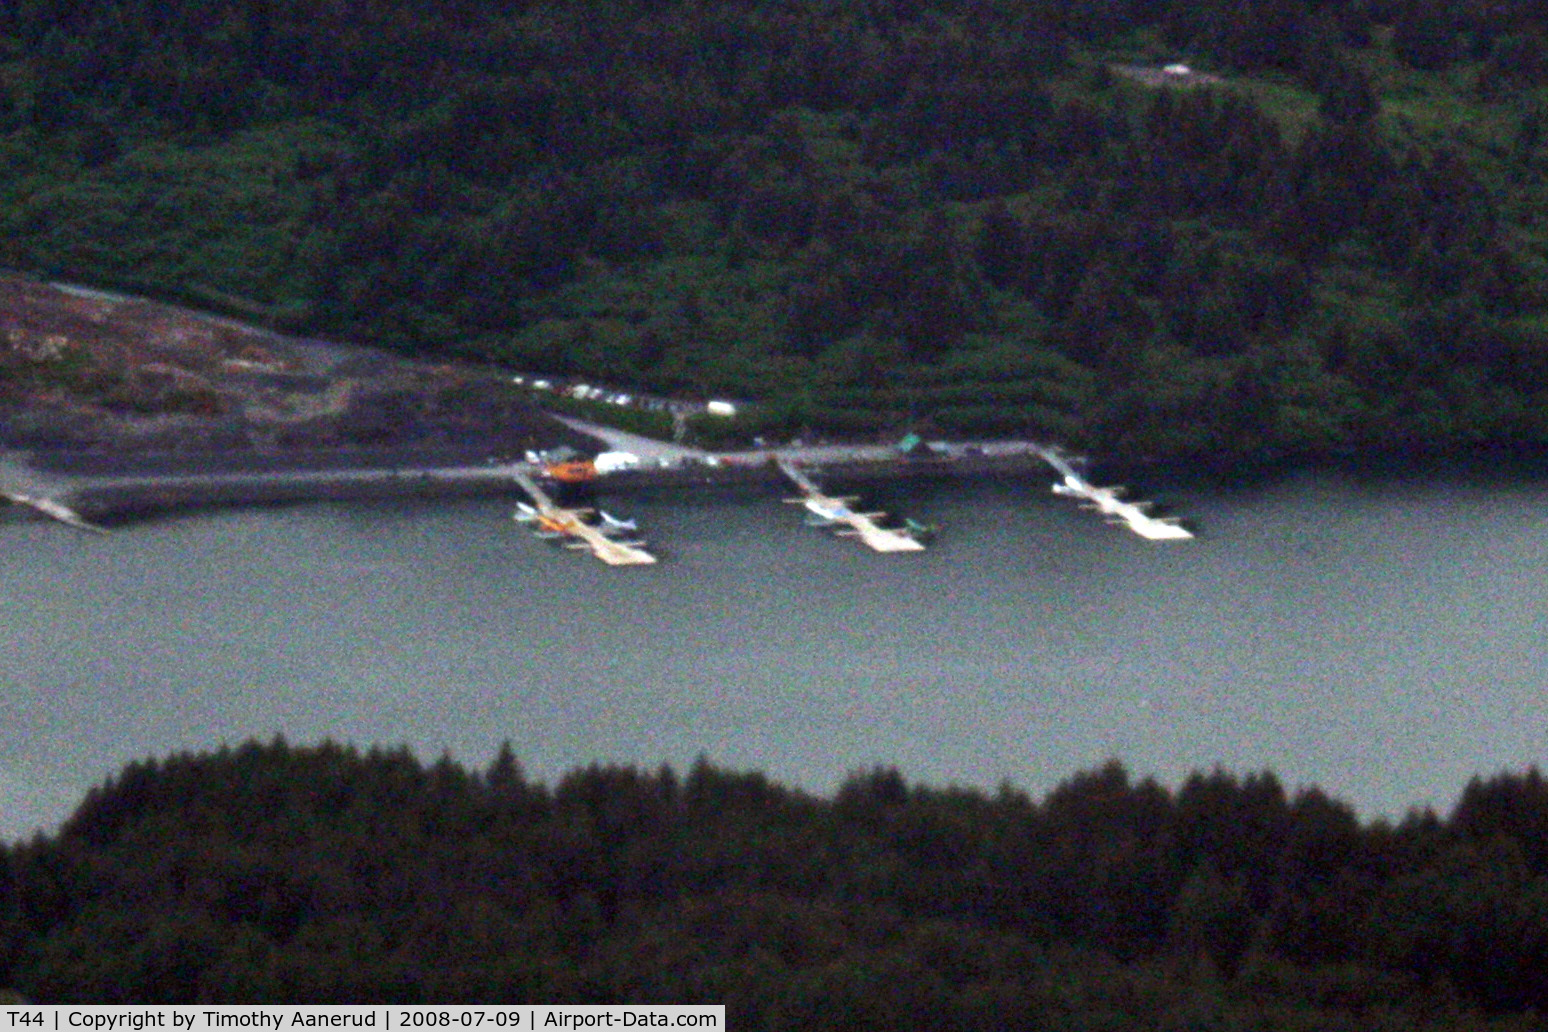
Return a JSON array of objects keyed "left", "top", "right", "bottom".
[
  {"left": 2, "top": 741, "right": 1547, "bottom": 1027},
  {"left": 3, "top": 0, "right": 1548, "bottom": 456}
]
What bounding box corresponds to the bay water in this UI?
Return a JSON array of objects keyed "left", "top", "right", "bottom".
[{"left": 4, "top": 467, "right": 1547, "bottom": 841}]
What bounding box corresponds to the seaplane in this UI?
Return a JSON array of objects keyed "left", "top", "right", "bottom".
[
  {"left": 776, "top": 458, "right": 927, "bottom": 553},
  {"left": 1037, "top": 447, "right": 1192, "bottom": 541}
]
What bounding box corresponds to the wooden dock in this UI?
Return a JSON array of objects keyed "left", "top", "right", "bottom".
[
  {"left": 1033, "top": 447, "right": 1193, "bottom": 540},
  {"left": 509, "top": 467, "right": 657, "bottom": 566},
  {"left": 776, "top": 459, "right": 926, "bottom": 553}
]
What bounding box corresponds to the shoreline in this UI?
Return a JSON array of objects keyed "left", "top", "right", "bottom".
[
  {"left": 3, "top": 443, "right": 1056, "bottom": 524},
  {"left": 8, "top": 433, "right": 1548, "bottom": 527}
]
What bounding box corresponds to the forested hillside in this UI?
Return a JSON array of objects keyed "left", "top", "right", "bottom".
[
  {"left": 4, "top": 0, "right": 1548, "bottom": 457},
  {"left": 3, "top": 742, "right": 1548, "bottom": 1027}
]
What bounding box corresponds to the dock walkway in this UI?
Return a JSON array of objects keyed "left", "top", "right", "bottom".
[
  {"left": 508, "top": 467, "right": 656, "bottom": 566},
  {"left": 776, "top": 459, "right": 925, "bottom": 553},
  {"left": 1033, "top": 446, "right": 1193, "bottom": 540}
]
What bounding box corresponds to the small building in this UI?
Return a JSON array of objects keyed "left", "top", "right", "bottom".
[{"left": 594, "top": 451, "right": 640, "bottom": 474}]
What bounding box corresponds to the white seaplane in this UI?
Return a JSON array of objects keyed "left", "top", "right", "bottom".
[{"left": 1036, "top": 448, "right": 1192, "bottom": 541}]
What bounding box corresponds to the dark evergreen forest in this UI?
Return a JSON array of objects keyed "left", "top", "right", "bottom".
[
  {"left": 2, "top": 741, "right": 1547, "bottom": 1027},
  {"left": 3, "top": 0, "right": 1548, "bottom": 456}
]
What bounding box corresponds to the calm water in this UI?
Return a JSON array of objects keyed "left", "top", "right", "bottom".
[{"left": 4, "top": 468, "right": 1548, "bottom": 840}]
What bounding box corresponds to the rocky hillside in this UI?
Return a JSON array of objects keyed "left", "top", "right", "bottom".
[{"left": 0, "top": 273, "right": 589, "bottom": 460}]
